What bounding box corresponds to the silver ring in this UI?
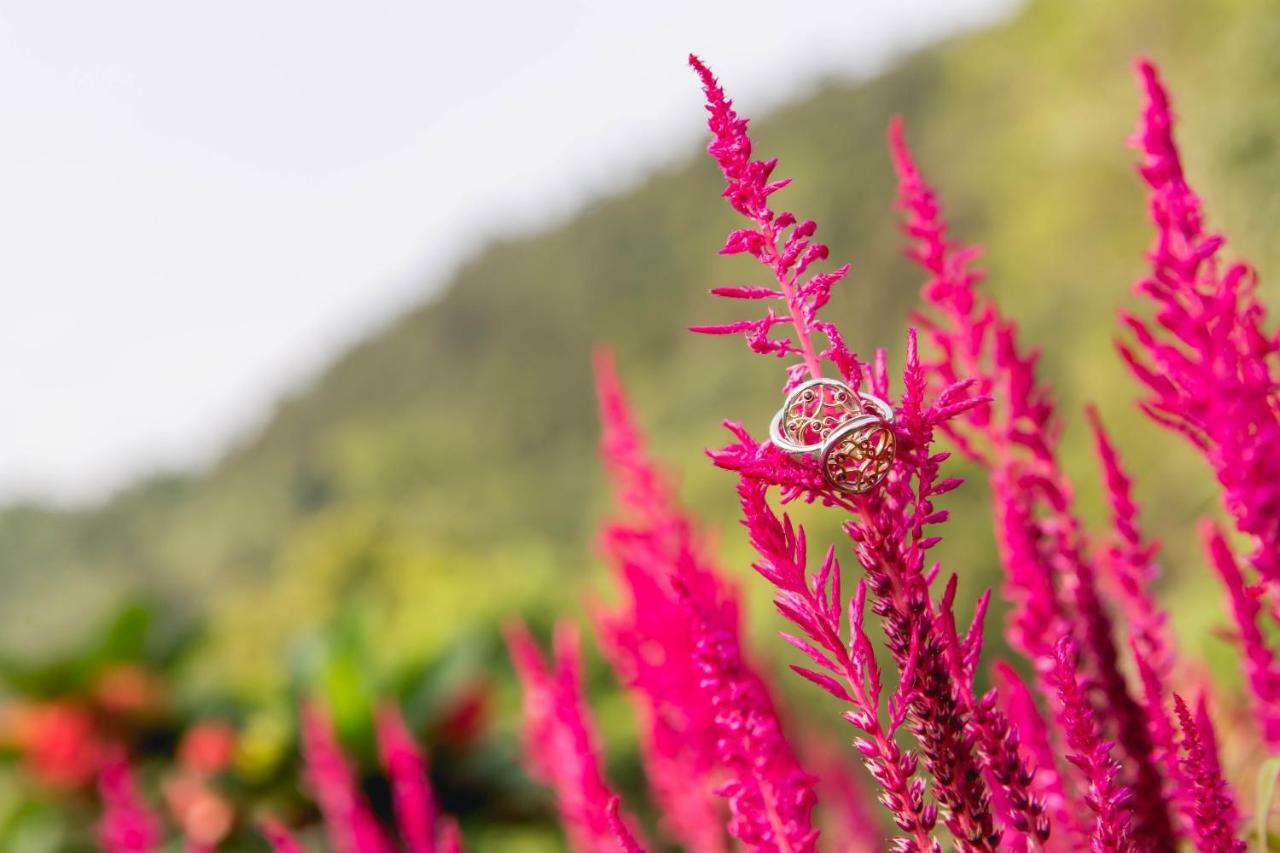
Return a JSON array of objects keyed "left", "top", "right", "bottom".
[
  {"left": 768, "top": 379, "right": 894, "bottom": 457},
  {"left": 820, "top": 413, "right": 897, "bottom": 494},
  {"left": 769, "top": 379, "right": 860, "bottom": 454}
]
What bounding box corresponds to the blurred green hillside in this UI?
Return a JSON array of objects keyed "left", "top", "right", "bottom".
[{"left": 5, "top": 0, "right": 1280, "bottom": 699}]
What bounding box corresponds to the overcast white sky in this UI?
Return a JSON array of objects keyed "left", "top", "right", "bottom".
[{"left": 0, "top": 0, "right": 1015, "bottom": 504}]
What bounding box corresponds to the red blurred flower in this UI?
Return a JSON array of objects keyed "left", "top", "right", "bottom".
[
  {"left": 435, "top": 680, "right": 491, "bottom": 748},
  {"left": 178, "top": 721, "right": 237, "bottom": 776},
  {"left": 7, "top": 701, "right": 104, "bottom": 790}
]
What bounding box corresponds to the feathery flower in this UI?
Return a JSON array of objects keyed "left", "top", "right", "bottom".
[
  {"left": 739, "top": 475, "right": 937, "bottom": 852},
  {"left": 692, "top": 56, "right": 1002, "bottom": 850},
  {"left": 688, "top": 54, "right": 857, "bottom": 390},
  {"left": 937, "top": 580, "right": 1049, "bottom": 844},
  {"left": 300, "top": 702, "right": 394, "bottom": 853},
  {"left": 1123, "top": 58, "right": 1280, "bottom": 747},
  {"left": 994, "top": 663, "right": 1081, "bottom": 842},
  {"left": 693, "top": 608, "right": 819, "bottom": 851},
  {"left": 1200, "top": 521, "right": 1280, "bottom": 744},
  {"left": 890, "top": 117, "right": 1176, "bottom": 847},
  {"left": 1050, "top": 639, "right": 1133, "bottom": 853},
  {"left": 593, "top": 351, "right": 822, "bottom": 851},
  {"left": 1125, "top": 59, "right": 1280, "bottom": 584},
  {"left": 1172, "top": 695, "right": 1245, "bottom": 852},
  {"left": 97, "top": 749, "right": 162, "bottom": 853},
  {"left": 375, "top": 703, "right": 437, "bottom": 853},
  {"left": 506, "top": 622, "right": 643, "bottom": 852}
]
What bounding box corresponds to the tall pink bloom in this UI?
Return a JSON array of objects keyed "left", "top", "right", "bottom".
[
  {"left": 738, "top": 475, "right": 937, "bottom": 851},
  {"left": 375, "top": 703, "right": 437, "bottom": 853},
  {"left": 1172, "top": 695, "right": 1245, "bottom": 852},
  {"left": 300, "top": 703, "right": 394, "bottom": 853},
  {"left": 97, "top": 750, "right": 162, "bottom": 853},
  {"left": 1201, "top": 521, "right": 1280, "bottom": 743},
  {"left": 593, "top": 351, "right": 822, "bottom": 851},
  {"left": 1050, "top": 639, "right": 1133, "bottom": 853},
  {"left": 1123, "top": 57, "right": 1280, "bottom": 747},
  {"left": 691, "top": 54, "right": 1006, "bottom": 850},
  {"left": 506, "top": 622, "right": 643, "bottom": 852},
  {"left": 687, "top": 54, "right": 858, "bottom": 394},
  {"left": 890, "top": 117, "right": 1174, "bottom": 847},
  {"left": 994, "top": 663, "right": 1080, "bottom": 841}
]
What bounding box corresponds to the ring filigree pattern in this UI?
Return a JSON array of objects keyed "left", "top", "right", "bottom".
[
  {"left": 782, "top": 384, "right": 863, "bottom": 448},
  {"left": 823, "top": 422, "right": 896, "bottom": 495}
]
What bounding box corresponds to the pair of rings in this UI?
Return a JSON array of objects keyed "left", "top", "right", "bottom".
[{"left": 768, "top": 378, "right": 897, "bottom": 494}]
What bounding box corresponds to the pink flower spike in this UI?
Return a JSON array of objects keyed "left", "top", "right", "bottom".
[
  {"left": 892, "top": 114, "right": 1178, "bottom": 847},
  {"left": 1123, "top": 59, "right": 1280, "bottom": 765},
  {"left": 1172, "top": 695, "right": 1245, "bottom": 852},
  {"left": 97, "top": 749, "right": 162, "bottom": 853},
  {"left": 505, "top": 621, "right": 643, "bottom": 852},
  {"left": 594, "top": 350, "right": 819, "bottom": 852},
  {"left": 375, "top": 703, "right": 437, "bottom": 853},
  {"left": 1051, "top": 638, "right": 1134, "bottom": 853},
  {"left": 300, "top": 702, "right": 393, "bottom": 853},
  {"left": 1200, "top": 521, "right": 1280, "bottom": 745},
  {"left": 689, "top": 54, "right": 866, "bottom": 387}
]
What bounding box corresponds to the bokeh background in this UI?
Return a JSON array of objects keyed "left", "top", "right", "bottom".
[{"left": 1, "top": 0, "right": 1278, "bottom": 848}]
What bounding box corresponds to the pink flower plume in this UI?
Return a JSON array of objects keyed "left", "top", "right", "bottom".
[
  {"left": 375, "top": 703, "right": 437, "bottom": 853},
  {"left": 1124, "top": 57, "right": 1280, "bottom": 748},
  {"left": 1172, "top": 695, "right": 1245, "bottom": 852},
  {"left": 300, "top": 702, "right": 394, "bottom": 853},
  {"left": 505, "top": 621, "right": 644, "bottom": 852},
  {"left": 593, "top": 350, "right": 824, "bottom": 851},
  {"left": 688, "top": 54, "right": 858, "bottom": 389},
  {"left": 891, "top": 116, "right": 1178, "bottom": 847},
  {"left": 1050, "top": 639, "right": 1134, "bottom": 853}
]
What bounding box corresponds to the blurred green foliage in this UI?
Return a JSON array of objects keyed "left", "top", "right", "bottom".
[{"left": 2, "top": 0, "right": 1280, "bottom": 846}]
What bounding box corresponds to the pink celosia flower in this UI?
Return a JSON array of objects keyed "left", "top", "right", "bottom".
[
  {"left": 1200, "top": 521, "right": 1280, "bottom": 744},
  {"left": 300, "top": 702, "right": 394, "bottom": 853},
  {"left": 1088, "top": 407, "right": 1191, "bottom": 801},
  {"left": 1172, "top": 695, "right": 1245, "bottom": 852},
  {"left": 936, "top": 579, "right": 1049, "bottom": 844},
  {"left": 688, "top": 54, "right": 857, "bottom": 392},
  {"left": 265, "top": 702, "right": 462, "bottom": 852},
  {"left": 376, "top": 703, "right": 437, "bottom": 853},
  {"left": 890, "top": 117, "right": 1175, "bottom": 847},
  {"left": 1050, "top": 639, "right": 1133, "bottom": 853},
  {"left": 738, "top": 475, "right": 937, "bottom": 851},
  {"left": 993, "top": 663, "right": 1080, "bottom": 841},
  {"left": 691, "top": 54, "right": 1011, "bottom": 851},
  {"left": 1125, "top": 59, "right": 1280, "bottom": 584},
  {"left": 593, "top": 350, "right": 822, "bottom": 851},
  {"left": 1123, "top": 58, "right": 1280, "bottom": 749},
  {"left": 505, "top": 621, "right": 644, "bottom": 852},
  {"left": 97, "top": 749, "right": 162, "bottom": 853}
]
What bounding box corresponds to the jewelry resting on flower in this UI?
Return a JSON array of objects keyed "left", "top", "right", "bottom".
[{"left": 766, "top": 377, "right": 896, "bottom": 494}]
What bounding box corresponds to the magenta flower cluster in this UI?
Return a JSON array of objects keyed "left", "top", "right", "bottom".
[
  {"left": 504, "top": 55, "right": 1275, "bottom": 853},
  {"left": 97, "top": 53, "right": 1279, "bottom": 853}
]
